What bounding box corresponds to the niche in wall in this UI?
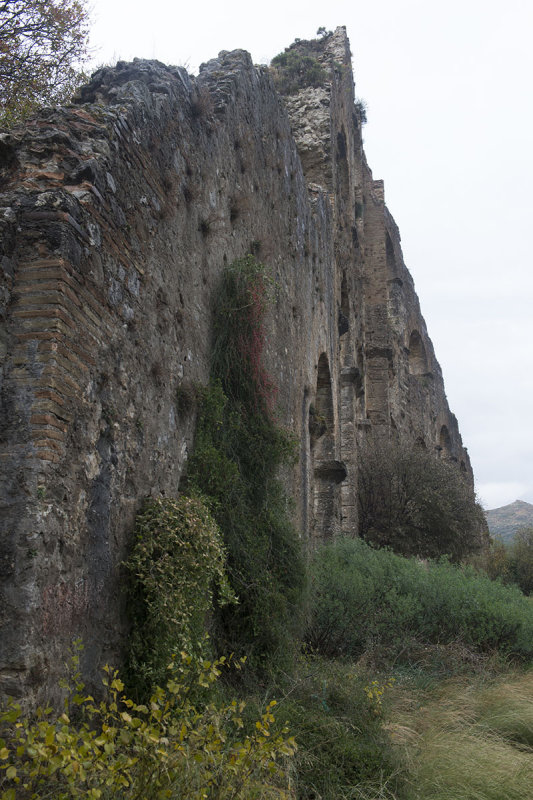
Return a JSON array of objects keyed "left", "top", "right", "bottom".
[{"left": 408, "top": 330, "right": 428, "bottom": 376}]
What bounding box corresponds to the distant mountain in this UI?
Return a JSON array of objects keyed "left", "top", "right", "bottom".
[{"left": 484, "top": 500, "right": 533, "bottom": 544}]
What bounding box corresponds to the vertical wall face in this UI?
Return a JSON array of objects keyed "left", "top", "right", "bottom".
[{"left": 0, "top": 28, "right": 474, "bottom": 701}]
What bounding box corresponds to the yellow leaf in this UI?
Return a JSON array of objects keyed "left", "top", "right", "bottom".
[
  {"left": 0, "top": 747, "right": 8, "bottom": 759},
  {"left": 6, "top": 766, "right": 17, "bottom": 780}
]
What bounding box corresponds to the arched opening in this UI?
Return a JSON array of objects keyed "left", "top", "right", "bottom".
[
  {"left": 310, "top": 354, "right": 344, "bottom": 541},
  {"left": 311, "top": 354, "right": 334, "bottom": 454},
  {"left": 338, "top": 271, "right": 349, "bottom": 337},
  {"left": 408, "top": 330, "right": 428, "bottom": 376}
]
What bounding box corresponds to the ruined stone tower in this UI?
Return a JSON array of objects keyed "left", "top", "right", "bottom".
[{"left": 0, "top": 27, "right": 472, "bottom": 701}]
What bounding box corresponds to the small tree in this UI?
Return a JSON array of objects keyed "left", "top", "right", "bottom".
[
  {"left": 508, "top": 527, "right": 533, "bottom": 595},
  {"left": 0, "top": 0, "right": 90, "bottom": 127},
  {"left": 357, "top": 436, "right": 486, "bottom": 561}
]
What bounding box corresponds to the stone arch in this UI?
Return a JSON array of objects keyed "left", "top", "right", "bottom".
[
  {"left": 408, "top": 330, "right": 428, "bottom": 376},
  {"left": 338, "top": 271, "right": 349, "bottom": 337},
  {"left": 309, "top": 353, "right": 345, "bottom": 541},
  {"left": 311, "top": 353, "right": 334, "bottom": 455}
]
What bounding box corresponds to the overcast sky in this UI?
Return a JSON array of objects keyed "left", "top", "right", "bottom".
[{"left": 88, "top": 0, "right": 533, "bottom": 510}]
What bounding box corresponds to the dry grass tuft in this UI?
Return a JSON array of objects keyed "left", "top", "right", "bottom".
[{"left": 393, "top": 670, "right": 533, "bottom": 800}]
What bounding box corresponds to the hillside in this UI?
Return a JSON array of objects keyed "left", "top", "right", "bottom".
[{"left": 485, "top": 499, "right": 533, "bottom": 543}]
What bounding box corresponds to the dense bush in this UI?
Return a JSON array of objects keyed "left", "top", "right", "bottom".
[
  {"left": 277, "top": 658, "right": 402, "bottom": 800},
  {"left": 507, "top": 527, "right": 533, "bottom": 595},
  {"left": 0, "top": 643, "right": 295, "bottom": 800},
  {"left": 186, "top": 256, "right": 306, "bottom": 673},
  {"left": 474, "top": 527, "right": 533, "bottom": 596},
  {"left": 307, "top": 537, "right": 533, "bottom": 663},
  {"left": 125, "top": 494, "right": 235, "bottom": 697},
  {"left": 270, "top": 48, "right": 327, "bottom": 95},
  {"left": 357, "top": 436, "right": 486, "bottom": 560}
]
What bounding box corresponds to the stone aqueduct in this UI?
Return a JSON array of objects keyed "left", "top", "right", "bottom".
[{"left": 0, "top": 28, "right": 472, "bottom": 700}]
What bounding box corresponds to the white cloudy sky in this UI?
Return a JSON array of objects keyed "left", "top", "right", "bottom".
[{"left": 88, "top": 0, "right": 533, "bottom": 510}]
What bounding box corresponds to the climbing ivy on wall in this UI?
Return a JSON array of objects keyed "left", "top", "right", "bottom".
[
  {"left": 124, "top": 494, "right": 236, "bottom": 698},
  {"left": 186, "top": 255, "right": 306, "bottom": 672}
]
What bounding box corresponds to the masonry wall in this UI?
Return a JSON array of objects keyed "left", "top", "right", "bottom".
[{"left": 0, "top": 28, "right": 472, "bottom": 702}]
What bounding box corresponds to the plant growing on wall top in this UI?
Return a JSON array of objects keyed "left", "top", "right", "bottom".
[{"left": 270, "top": 48, "right": 327, "bottom": 95}]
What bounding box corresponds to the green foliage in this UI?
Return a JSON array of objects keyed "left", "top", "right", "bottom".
[
  {"left": 507, "top": 527, "right": 533, "bottom": 595},
  {"left": 474, "top": 535, "right": 511, "bottom": 583},
  {"left": 0, "top": 642, "right": 296, "bottom": 800},
  {"left": 278, "top": 657, "right": 402, "bottom": 800},
  {"left": 186, "top": 256, "right": 306, "bottom": 673},
  {"left": 307, "top": 537, "right": 533, "bottom": 664},
  {"left": 354, "top": 98, "right": 368, "bottom": 125},
  {"left": 125, "top": 494, "right": 236, "bottom": 697},
  {"left": 358, "top": 436, "right": 486, "bottom": 561},
  {"left": 270, "top": 48, "right": 327, "bottom": 95},
  {"left": 473, "top": 527, "right": 533, "bottom": 596},
  {"left": 210, "top": 255, "right": 276, "bottom": 414},
  {"left": 0, "top": 0, "right": 91, "bottom": 128}
]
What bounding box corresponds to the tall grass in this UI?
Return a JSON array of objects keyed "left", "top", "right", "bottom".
[
  {"left": 241, "top": 656, "right": 404, "bottom": 800},
  {"left": 392, "top": 670, "right": 533, "bottom": 800}
]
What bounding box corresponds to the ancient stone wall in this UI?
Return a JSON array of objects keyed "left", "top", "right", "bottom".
[{"left": 0, "top": 27, "right": 472, "bottom": 702}]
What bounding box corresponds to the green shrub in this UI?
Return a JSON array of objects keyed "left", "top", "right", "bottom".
[
  {"left": 307, "top": 538, "right": 533, "bottom": 664},
  {"left": 125, "top": 494, "right": 236, "bottom": 697},
  {"left": 276, "top": 657, "right": 402, "bottom": 799},
  {"left": 270, "top": 48, "right": 327, "bottom": 95},
  {"left": 0, "top": 642, "right": 296, "bottom": 800},
  {"left": 508, "top": 527, "right": 533, "bottom": 595},
  {"left": 471, "top": 535, "right": 511, "bottom": 582},
  {"left": 186, "top": 256, "right": 306, "bottom": 673},
  {"left": 471, "top": 527, "right": 533, "bottom": 597},
  {"left": 357, "top": 436, "right": 486, "bottom": 561},
  {"left": 354, "top": 98, "right": 368, "bottom": 126}
]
